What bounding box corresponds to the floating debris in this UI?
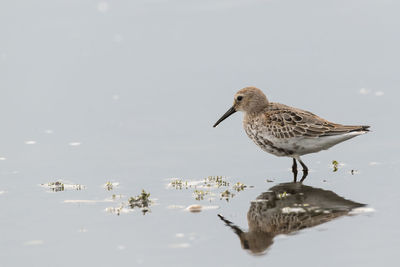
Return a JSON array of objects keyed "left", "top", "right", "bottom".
[
  {"left": 205, "top": 176, "right": 229, "bottom": 187},
  {"left": 105, "top": 205, "right": 130, "bottom": 216},
  {"left": 186, "top": 205, "right": 202, "bottom": 213},
  {"left": 185, "top": 205, "right": 219, "bottom": 213},
  {"left": 266, "top": 179, "right": 274, "bottom": 183},
  {"left": 105, "top": 190, "right": 153, "bottom": 216},
  {"left": 41, "top": 181, "right": 84, "bottom": 192},
  {"left": 193, "top": 190, "right": 211, "bottom": 201},
  {"left": 220, "top": 190, "right": 235, "bottom": 201},
  {"left": 232, "top": 182, "right": 247, "bottom": 192},
  {"left": 170, "top": 179, "right": 190, "bottom": 190},
  {"left": 105, "top": 182, "right": 113, "bottom": 191},
  {"left": 169, "top": 176, "right": 251, "bottom": 202},
  {"left": 111, "top": 194, "right": 123, "bottom": 200},
  {"left": 332, "top": 160, "right": 339, "bottom": 172},
  {"left": 128, "top": 190, "right": 152, "bottom": 215},
  {"left": 350, "top": 169, "right": 358, "bottom": 175},
  {"left": 104, "top": 181, "right": 119, "bottom": 191},
  {"left": 167, "top": 178, "right": 205, "bottom": 190}
]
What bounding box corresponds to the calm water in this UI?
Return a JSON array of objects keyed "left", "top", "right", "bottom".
[{"left": 1, "top": 0, "right": 399, "bottom": 266}]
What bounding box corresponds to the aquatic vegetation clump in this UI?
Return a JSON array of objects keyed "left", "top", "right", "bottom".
[
  {"left": 193, "top": 190, "right": 212, "bottom": 201},
  {"left": 220, "top": 190, "right": 235, "bottom": 201},
  {"left": 170, "top": 179, "right": 190, "bottom": 190},
  {"left": 233, "top": 182, "right": 247, "bottom": 192},
  {"left": 104, "top": 181, "right": 119, "bottom": 191},
  {"left": 205, "top": 176, "right": 230, "bottom": 187},
  {"left": 105, "top": 182, "right": 113, "bottom": 191},
  {"left": 168, "top": 176, "right": 252, "bottom": 202},
  {"left": 128, "top": 190, "right": 152, "bottom": 214},
  {"left": 106, "top": 190, "right": 153, "bottom": 216},
  {"left": 41, "top": 181, "right": 84, "bottom": 192},
  {"left": 48, "top": 181, "right": 64, "bottom": 192},
  {"left": 332, "top": 160, "right": 339, "bottom": 172}
]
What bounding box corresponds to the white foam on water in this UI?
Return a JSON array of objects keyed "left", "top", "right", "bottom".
[
  {"left": 167, "top": 205, "right": 186, "bottom": 209},
  {"left": 68, "top": 142, "right": 81, "bottom": 146},
  {"left": 97, "top": 2, "right": 109, "bottom": 13},
  {"left": 24, "top": 240, "right": 44, "bottom": 246},
  {"left": 64, "top": 199, "right": 113, "bottom": 204},
  {"left": 113, "top": 34, "right": 123, "bottom": 43},
  {"left": 117, "top": 245, "right": 126, "bottom": 250},
  {"left": 169, "top": 243, "right": 191, "bottom": 248},
  {"left": 369, "top": 161, "right": 381, "bottom": 166}
]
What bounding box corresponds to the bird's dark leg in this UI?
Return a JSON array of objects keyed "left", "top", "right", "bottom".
[
  {"left": 292, "top": 158, "right": 298, "bottom": 182},
  {"left": 299, "top": 159, "right": 309, "bottom": 182}
]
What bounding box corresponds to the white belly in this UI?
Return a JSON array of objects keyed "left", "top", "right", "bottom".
[{"left": 244, "top": 125, "right": 364, "bottom": 157}]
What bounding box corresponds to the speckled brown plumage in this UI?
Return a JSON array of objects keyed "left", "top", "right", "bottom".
[{"left": 246, "top": 102, "right": 369, "bottom": 139}]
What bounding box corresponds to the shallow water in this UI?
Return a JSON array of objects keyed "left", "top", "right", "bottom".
[{"left": 1, "top": 0, "right": 400, "bottom": 266}]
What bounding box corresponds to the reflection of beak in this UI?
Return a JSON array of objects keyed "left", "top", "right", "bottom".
[{"left": 213, "top": 106, "right": 236, "bottom": 128}]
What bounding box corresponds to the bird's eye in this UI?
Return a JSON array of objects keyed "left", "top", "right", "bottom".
[{"left": 237, "top": 96, "right": 243, "bottom": 101}]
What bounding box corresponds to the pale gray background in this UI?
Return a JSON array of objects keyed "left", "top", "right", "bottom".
[{"left": 0, "top": 0, "right": 399, "bottom": 266}]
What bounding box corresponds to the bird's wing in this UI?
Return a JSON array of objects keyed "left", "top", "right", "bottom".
[{"left": 265, "top": 104, "right": 369, "bottom": 139}]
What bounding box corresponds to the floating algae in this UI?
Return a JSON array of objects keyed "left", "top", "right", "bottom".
[
  {"left": 41, "top": 181, "right": 84, "bottom": 192},
  {"left": 168, "top": 176, "right": 252, "bottom": 202},
  {"left": 106, "top": 190, "right": 153, "bottom": 216},
  {"left": 332, "top": 160, "right": 339, "bottom": 172},
  {"left": 104, "top": 181, "right": 119, "bottom": 191}
]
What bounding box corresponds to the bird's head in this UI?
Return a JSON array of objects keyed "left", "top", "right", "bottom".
[{"left": 213, "top": 87, "right": 269, "bottom": 127}]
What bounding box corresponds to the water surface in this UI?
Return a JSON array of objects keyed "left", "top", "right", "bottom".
[{"left": 1, "top": 0, "right": 399, "bottom": 266}]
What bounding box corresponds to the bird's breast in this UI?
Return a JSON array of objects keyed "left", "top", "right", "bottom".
[{"left": 244, "top": 120, "right": 291, "bottom": 157}]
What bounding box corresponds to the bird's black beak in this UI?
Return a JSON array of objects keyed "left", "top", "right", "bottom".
[{"left": 213, "top": 106, "right": 236, "bottom": 128}]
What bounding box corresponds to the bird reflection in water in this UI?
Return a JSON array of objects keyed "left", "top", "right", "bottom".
[{"left": 218, "top": 182, "right": 365, "bottom": 255}]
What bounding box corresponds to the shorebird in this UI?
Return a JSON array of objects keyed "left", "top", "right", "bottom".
[{"left": 213, "top": 87, "right": 369, "bottom": 181}]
